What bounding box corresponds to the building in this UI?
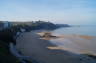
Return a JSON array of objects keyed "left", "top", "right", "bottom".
[{"left": 0, "top": 21, "right": 12, "bottom": 30}]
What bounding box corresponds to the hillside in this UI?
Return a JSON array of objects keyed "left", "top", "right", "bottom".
[{"left": 0, "top": 21, "right": 70, "bottom": 63}]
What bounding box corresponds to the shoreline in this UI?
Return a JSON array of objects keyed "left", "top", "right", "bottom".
[
  {"left": 37, "top": 32, "right": 96, "bottom": 55},
  {"left": 16, "top": 31, "right": 96, "bottom": 63}
]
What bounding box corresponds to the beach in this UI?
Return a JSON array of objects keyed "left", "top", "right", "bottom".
[{"left": 16, "top": 31, "right": 96, "bottom": 63}]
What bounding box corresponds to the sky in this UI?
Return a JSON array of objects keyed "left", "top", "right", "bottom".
[{"left": 0, "top": 0, "right": 96, "bottom": 25}]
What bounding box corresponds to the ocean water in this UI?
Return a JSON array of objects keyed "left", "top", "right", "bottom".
[
  {"left": 52, "top": 26, "right": 96, "bottom": 36},
  {"left": 50, "top": 26, "right": 96, "bottom": 55}
]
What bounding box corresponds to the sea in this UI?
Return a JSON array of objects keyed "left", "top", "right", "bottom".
[
  {"left": 52, "top": 25, "right": 96, "bottom": 36},
  {"left": 50, "top": 25, "right": 96, "bottom": 55}
]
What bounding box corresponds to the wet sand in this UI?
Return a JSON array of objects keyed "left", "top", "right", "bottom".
[{"left": 16, "top": 31, "right": 96, "bottom": 63}]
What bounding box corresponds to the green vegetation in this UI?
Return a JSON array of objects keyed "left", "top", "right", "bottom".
[
  {"left": 82, "top": 54, "right": 96, "bottom": 60},
  {"left": 0, "top": 25, "right": 23, "bottom": 63},
  {"left": 0, "top": 40, "right": 20, "bottom": 63},
  {"left": 11, "top": 21, "right": 70, "bottom": 31}
]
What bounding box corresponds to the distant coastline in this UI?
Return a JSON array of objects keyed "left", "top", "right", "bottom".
[{"left": 0, "top": 21, "right": 70, "bottom": 31}]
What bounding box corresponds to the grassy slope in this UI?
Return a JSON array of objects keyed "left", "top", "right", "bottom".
[{"left": 0, "top": 40, "right": 20, "bottom": 63}]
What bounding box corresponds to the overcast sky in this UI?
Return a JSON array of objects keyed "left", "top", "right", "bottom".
[{"left": 0, "top": 0, "right": 96, "bottom": 25}]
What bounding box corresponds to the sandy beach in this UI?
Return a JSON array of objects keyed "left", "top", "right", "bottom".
[{"left": 16, "top": 31, "right": 96, "bottom": 63}]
